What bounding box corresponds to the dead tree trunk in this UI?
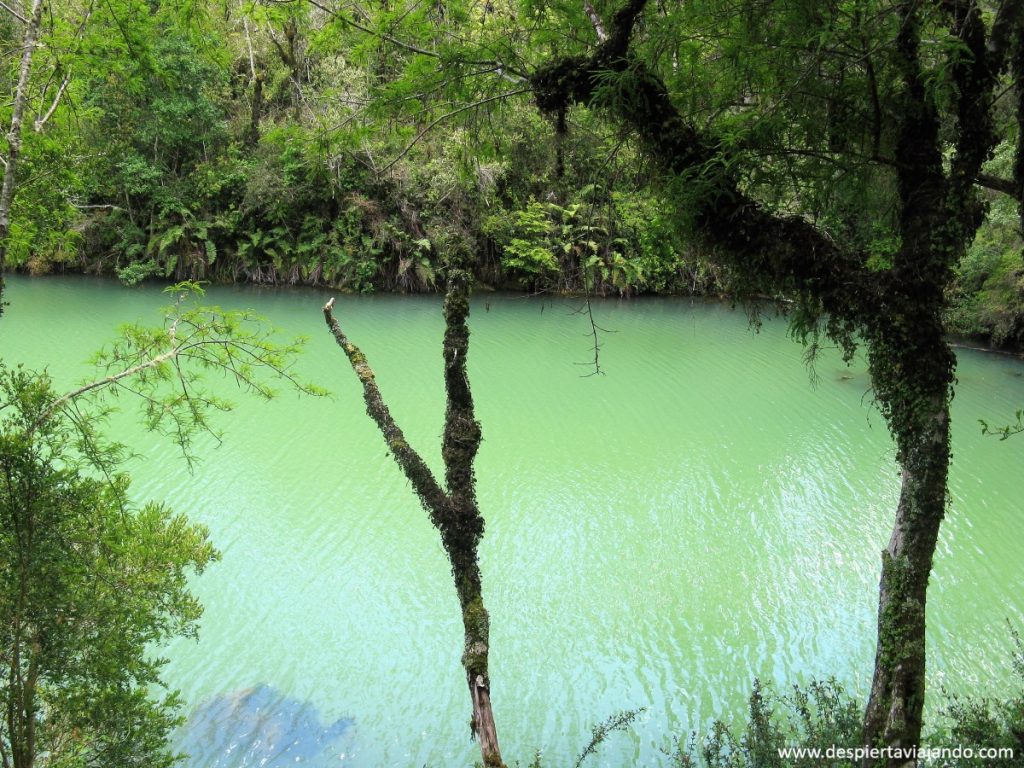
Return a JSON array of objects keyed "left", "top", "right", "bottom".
[
  {"left": 0, "top": 0, "right": 45, "bottom": 318},
  {"left": 323, "top": 270, "right": 504, "bottom": 768}
]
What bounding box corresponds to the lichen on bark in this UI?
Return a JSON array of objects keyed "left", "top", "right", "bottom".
[{"left": 323, "top": 271, "right": 504, "bottom": 767}]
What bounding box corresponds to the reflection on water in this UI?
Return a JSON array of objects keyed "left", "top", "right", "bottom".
[{"left": 175, "top": 684, "right": 353, "bottom": 766}]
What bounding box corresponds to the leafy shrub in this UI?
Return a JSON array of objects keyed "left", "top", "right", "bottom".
[{"left": 927, "top": 625, "right": 1024, "bottom": 767}]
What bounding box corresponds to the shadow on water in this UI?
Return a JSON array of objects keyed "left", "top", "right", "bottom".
[{"left": 175, "top": 683, "right": 353, "bottom": 767}]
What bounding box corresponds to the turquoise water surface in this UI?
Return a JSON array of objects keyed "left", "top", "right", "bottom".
[{"left": 2, "top": 275, "right": 1022, "bottom": 766}]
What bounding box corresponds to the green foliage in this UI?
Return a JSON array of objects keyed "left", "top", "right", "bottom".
[
  {"left": 0, "top": 365, "right": 217, "bottom": 768},
  {"left": 574, "top": 709, "right": 645, "bottom": 768},
  {"left": 0, "top": 0, "right": 1016, "bottom": 331},
  {"left": 484, "top": 200, "right": 561, "bottom": 279},
  {"left": 981, "top": 409, "right": 1024, "bottom": 440},
  {"left": 0, "top": 0, "right": 724, "bottom": 298},
  {"left": 80, "top": 283, "right": 323, "bottom": 464},
  {"left": 947, "top": 186, "right": 1024, "bottom": 347},
  {"left": 927, "top": 625, "right": 1024, "bottom": 767},
  {"left": 672, "top": 679, "right": 861, "bottom": 768},
  {"left": 0, "top": 281, "right": 321, "bottom": 765},
  {"left": 483, "top": 190, "right": 700, "bottom": 295}
]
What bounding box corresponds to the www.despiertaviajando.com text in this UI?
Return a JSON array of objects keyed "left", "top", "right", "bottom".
[{"left": 777, "top": 744, "right": 1015, "bottom": 762}]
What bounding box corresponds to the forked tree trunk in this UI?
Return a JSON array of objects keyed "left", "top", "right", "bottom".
[{"left": 323, "top": 270, "right": 504, "bottom": 767}]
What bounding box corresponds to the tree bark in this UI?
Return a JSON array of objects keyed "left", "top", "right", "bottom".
[
  {"left": 0, "top": 0, "right": 45, "bottom": 318},
  {"left": 862, "top": 399, "right": 949, "bottom": 763},
  {"left": 323, "top": 271, "right": 504, "bottom": 767},
  {"left": 450, "top": 553, "right": 502, "bottom": 766}
]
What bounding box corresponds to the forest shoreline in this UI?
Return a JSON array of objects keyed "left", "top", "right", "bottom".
[{"left": 12, "top": 268, "right": 1024, "bottom": 357}]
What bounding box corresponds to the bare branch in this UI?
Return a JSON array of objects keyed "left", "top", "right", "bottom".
[
  {"left": 33, "top": 72, "right": 71, "bottom": 132},
  {"left": 0, "top": 0, "right": 26, "bottom": 24},
  {"left": 583, "top": 0, "right": 607, "bottom": 42}
]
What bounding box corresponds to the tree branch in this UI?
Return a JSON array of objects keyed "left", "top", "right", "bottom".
[
  {"left": 605, "top": 0, "right": 649, "bottom": 58},
  {"left": 0, "top": 0, "right": 26, "bottom": 24},
  {"left": 322, "top": 297, "right": 449, "bottom": 514},
  {"left": 33, "top": 72, "right": 70, "bottom": 133},
  {"left": 975, "top": 172, "right": 1017, "bottom": 196},
  {"left": 583, "top": 0, "right": 607, "bottom": 42},
  {"left": 530, "top": 32, "right": 876, "bottom": 328},
  {"left": 40, "top": 344, "right": 180, "bottom": 426}
]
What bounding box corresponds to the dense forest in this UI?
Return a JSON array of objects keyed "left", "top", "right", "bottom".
[
  {"left": 1, "top": 0, "right": 1024, "bottom": 766},
  {"left": 0, "top": 0, "right": 1021, "bottom": 344}
]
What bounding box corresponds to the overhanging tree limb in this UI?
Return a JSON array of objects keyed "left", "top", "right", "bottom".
[{"left": 530, "top": 20, "right": 877, "bottom": 333}]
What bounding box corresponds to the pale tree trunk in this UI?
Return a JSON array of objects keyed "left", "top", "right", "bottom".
[
  {"left": 0, "top": 0, "right": 45, "bottom": 318},
  {"left": 242, "top": 18, "right": 263, "bottom": 148},
  {"left": 323, "top": 270, "right": 504, "bottom": 767}
]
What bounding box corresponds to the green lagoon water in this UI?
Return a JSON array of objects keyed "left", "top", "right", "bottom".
[{"left": 2, "top": 274, "right": 1023, "bottom": 766}]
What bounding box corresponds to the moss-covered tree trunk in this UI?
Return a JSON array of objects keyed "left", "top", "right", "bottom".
[
  {"left": 856, "top": 7, "right": 952, "bottom": 754},
  {"left": 862, "top": 409, "right": 949, "bottom": 758},
  {"left": 323, "top": 270, "right": 504, "bottom": 767},
  {"left": 861, "top": 327, "right": 953, "bottom": 761},
  {"left": 439, "top": 272, "right": 503, "bottom": 763},
  {"left": 450, "top": 554, "right": 501, "bottom": 763}
]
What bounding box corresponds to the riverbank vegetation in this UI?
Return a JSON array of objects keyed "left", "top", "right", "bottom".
[{"left": 1, "top": 0, "right": 1018, "bottom": 347}]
